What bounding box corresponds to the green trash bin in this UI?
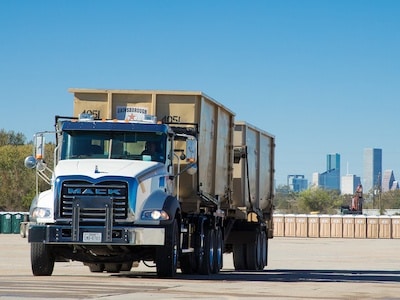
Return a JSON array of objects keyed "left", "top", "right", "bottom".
[
  {"left": 1, "top": 213, "right": 12, "bottom": 234},
  {"left": 12, "top": 213, "right": 23, "bottom": 234}
]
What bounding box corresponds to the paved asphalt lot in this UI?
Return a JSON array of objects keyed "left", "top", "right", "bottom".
[{"left": 0, "top": 235, "right": 399, "bottom": 299}]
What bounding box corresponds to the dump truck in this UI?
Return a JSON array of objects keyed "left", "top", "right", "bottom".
[{"left": 24, "top": 89, "right": 275, "bottom": 277}]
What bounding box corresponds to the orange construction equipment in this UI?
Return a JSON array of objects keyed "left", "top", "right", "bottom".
[{"left": 351, "top": 184, "right": 363, "bottom": 212}]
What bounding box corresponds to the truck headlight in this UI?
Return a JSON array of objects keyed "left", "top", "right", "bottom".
[
  {"left": 141, "top": 210, "right": 169, "bottom": 221},
  {"left": 31, "top": 207, "right": 52, "bottom": 221}
]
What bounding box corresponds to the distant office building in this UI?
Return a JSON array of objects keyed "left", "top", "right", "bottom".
[
  {"left": 327, "top": 153, "right": 340, "bottom": 172},
  {"left": 363, "top": 148, "right": 382, "bottom": 193},
  {"left": 393, "top": 181, "right": 399, "bottom": 190},
  {"left": 287, "top": 175, "right": 308, "bottom": 192},
  {"left": 311, "top": 172, "right": 319, "bottom": 189},
  {"left": 312, "top": 153, "right": 341, "bottom": 191},
  {"left": 382, "top": 170, "right": 398, "bottom": 192},
  {"left": 322, "top": 153, "right": 340, "bottom": 190},
  {"left": 319, "top": 169, "right": 341, "bottom": 191},
  {"left": 341, "top": 174, "right": 361, "bottom": 195}
]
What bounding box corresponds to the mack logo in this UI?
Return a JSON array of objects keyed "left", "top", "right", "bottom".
[{"left": 67, "top": 188, "right": 122, "bottom": 196}]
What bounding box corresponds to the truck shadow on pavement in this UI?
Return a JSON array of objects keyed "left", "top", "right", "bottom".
[{"left": 117, "top": 269, "right": 400, "bottom": 283}]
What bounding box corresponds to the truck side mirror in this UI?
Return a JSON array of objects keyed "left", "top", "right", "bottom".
[{"left": 24, "top": 156, "right": 37, "bottom": 169}]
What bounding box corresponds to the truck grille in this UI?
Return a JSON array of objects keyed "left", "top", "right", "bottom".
[{"left": 60, "top": 180, "right": 128, "bottom": 222}]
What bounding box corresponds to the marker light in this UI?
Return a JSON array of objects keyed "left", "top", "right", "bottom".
[{"left": 78, "top": 113, "right": 94, "bottom": 121}]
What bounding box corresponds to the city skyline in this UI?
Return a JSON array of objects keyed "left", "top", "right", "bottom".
[
  {"left": 289, "top": 147, "right": 398, "bottom": 195},
  {"left": 1, "top": 2, "right": 400, "bottom": 188}
]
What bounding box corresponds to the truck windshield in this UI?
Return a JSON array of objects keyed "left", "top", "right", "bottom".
[{"left": 60, "top": 130, "right": 166, "bottom": 163}]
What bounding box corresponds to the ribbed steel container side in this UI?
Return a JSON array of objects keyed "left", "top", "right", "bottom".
[
  {"left": 70, "top": 89, "right": 235, "bottom": 207},
  {"left": 232, "top": 121, "right": 275, "bottom": 213}
]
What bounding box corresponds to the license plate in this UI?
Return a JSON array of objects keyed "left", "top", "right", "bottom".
[{"left": 83, "top": 232, "right": 102, "bottom": 243}]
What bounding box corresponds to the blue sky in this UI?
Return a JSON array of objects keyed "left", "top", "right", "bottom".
[{"left": 1, "top": 1, "right": 399, "bottom": 186}]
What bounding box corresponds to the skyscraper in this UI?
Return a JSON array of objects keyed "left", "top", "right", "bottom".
[
  {"left": 317, "top": 153, "right": 341, "bottom": 191},
  {"left": 287, "top": 175, "right": 308, "bottom": 192},
  {"left": 381, "top": 169, "right": 398, "bottom": 192},
  {"left": 341, "top": 174, "right": 361, "bottom": 195},
  {"left": 327, "top": 153, "right": 340, "bottom": 172},
  {"left": 363, "top": 148, "right": 382, "bottom": 193}
]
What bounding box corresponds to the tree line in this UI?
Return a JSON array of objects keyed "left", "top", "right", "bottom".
[
  {"left": 0, "top": 130, "right": 52, "bottom": 212},
  {"left": 2, "top": 129, "right": 400, "bottom": 213},
  {"left": 275, "top": 185, "right": 400, "bottom": 215}
]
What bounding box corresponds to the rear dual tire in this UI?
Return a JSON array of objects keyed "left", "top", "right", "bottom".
[
  {"left": 198, "top": 226, "right": 223, "bottom": 275},
  {"left": 180, "top": 225, "right": 223, "bottom": 275},
  {"left": 233, "top": 230, "right": 267, "bottom": 271}
]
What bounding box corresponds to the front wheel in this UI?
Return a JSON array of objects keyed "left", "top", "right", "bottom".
[
  {"left": 31, "top": 242, "right": 55, "bottom": 276},
  {"left": 156, "top": 219, "right": 180, "bottom": 278}
]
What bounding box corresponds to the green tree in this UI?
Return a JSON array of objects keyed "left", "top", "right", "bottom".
[
  {"left": 0, "top": 144, "right": 35, "bottom": 211},
  {"left": 0, "top": 126, "right": 54, "bottom": 211},
  {"left": 0, "top": 129, "right": 26, "bottom": 146},
  {"left": 297, "top": 188, "right": 342, "bottom": 214},
  {"left": 381, "top": 190, "right": 400, "bottom": 210},
  {"left": 274, "top": 185, "right": 300, "bottom": 213}
]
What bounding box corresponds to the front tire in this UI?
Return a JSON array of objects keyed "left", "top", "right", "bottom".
[
  {"left": 156, "top": 219, "right": 180, "bottom": 278},
  {"left": 31, "top": 242, "right": 55, "bottom": 276}
]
